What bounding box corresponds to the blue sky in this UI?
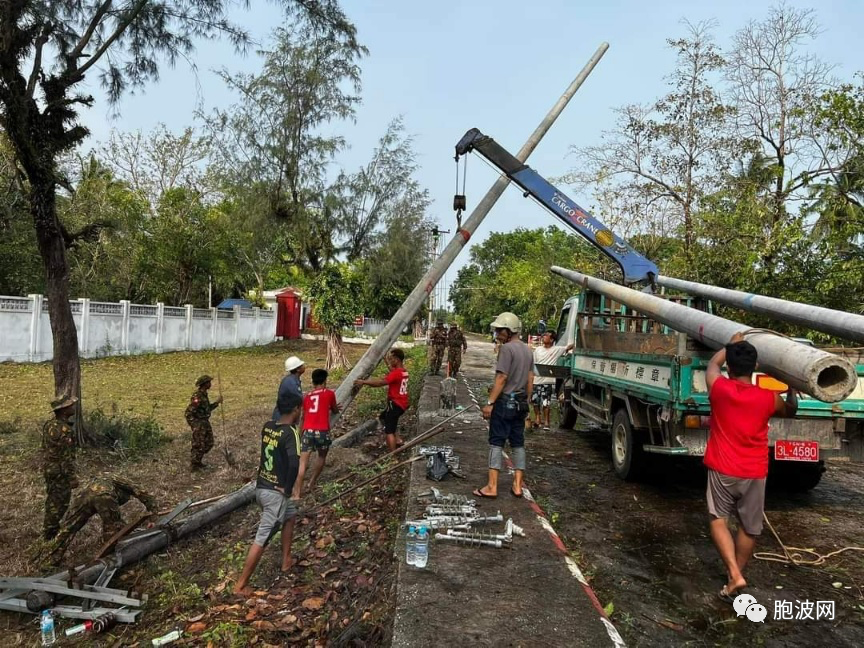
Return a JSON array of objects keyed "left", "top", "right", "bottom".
[{"left": 79, "top": 0, "right": 864, "bottom": 305}]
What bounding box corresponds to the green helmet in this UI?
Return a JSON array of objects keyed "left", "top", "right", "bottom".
[
  {"left": 195, "top": 375, "right": 213, "bottom": 387},
  {"left": 490, "top": 312, "right": 522, "bottom": 333}
]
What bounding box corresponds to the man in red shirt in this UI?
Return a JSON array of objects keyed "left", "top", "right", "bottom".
[
  {"left": 294, "top": 369, "right": 341, "bottom": 499},
  {"left": 705, "top": 332, "right": 798, "bottom": 601},
  {"left": 355, "top": 348, "right": 410, "bottom": 452}
]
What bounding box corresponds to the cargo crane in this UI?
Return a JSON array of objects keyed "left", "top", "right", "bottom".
[{"left": 455, "top": 128, "right": 864, "bottom": 486}]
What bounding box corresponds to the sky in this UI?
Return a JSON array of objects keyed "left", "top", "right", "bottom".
[{"left": 78, "top": 0, "right": 864, "bottom": 308}]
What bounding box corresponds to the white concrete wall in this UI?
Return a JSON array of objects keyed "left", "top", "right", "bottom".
[{"left": 0, "top": 295, "right": 276, "bottom": 363}]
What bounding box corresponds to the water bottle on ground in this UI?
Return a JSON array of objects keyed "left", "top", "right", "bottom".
[
  {"left": 40, "top": 609, "right": 56, "bottom": 646},
  {"left": 406, "top": 525, "right": 417, "bottom": 566},
  {"left": 415, "top": 526, "right": 429, "bottom": 568}
]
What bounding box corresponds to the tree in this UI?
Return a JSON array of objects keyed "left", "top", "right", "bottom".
[
  {"left": 205, "top": 16, "right": 365, "bottom": 269},
  {"left": 725, "top": 3, "right": 835, "bottom": 264},
  {"left": 0, "top": 1, "right": 356, "bottom": 417},
  {"left": 570, "top": 21, "right": 737, "bottom": 272},
  {"left": 305, "top": 264, "right": 360, "bottom": 369},
  {"left": 335, "top": 117, "right": 424, "bottom": 261}
]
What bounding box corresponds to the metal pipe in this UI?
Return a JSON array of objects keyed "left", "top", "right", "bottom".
[
  {"left": 434, "top": 533, "right": 504, "bottom": 549},
  {"left": 656, "top": 275, "right": 864, "bottom": 345},
  {"left": 332, "top": 44, "right": 610, "bottom": 417},
  {"left": 551, "top": 266, "right": 858, "bottom": 402}
]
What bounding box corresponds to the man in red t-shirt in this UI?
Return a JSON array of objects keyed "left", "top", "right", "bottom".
[
  {"left": 705, "top": 332, "right": 798, "bottom": 602},
  {"left": 354, "top": 348, "right": 410, "bottom": 452},
  {"left": 293, "top": 369, "right": 341, "bottom": 499}
]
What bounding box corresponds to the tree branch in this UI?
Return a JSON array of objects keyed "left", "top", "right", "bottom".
[
  {"left": 75, "top": 0, "right": 149, "bottom": 81},
  {"left": 26, "top": 26, "right": 51, "bottom": 98},
  {"left": 68, "top": 0, "right": 114, "bottom": 63}
]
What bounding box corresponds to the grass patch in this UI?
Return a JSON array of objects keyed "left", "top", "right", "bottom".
[
  {"left": 201, "top": 621, "right": 250, "bottom": 648},
  {"left": 85, "top": 406, "right": 169, "bottom": 457}
]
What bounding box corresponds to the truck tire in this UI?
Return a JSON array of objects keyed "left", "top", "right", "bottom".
[
  {"left": 770, "top": 460, "right": 825, "bottom": 492},
  {"left": 611, "top": 409, "right": 645, "bottom": 481},
  {"left": 558, "top": 383, "right": 578, "bottom": 430}
]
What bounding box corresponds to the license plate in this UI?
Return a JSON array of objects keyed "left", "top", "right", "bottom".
[{"left": 774, "top": 440, "right": 819, "bottom": 462}]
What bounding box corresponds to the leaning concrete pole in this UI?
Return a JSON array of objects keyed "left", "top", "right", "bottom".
[
  {"left": 331, "top": 43, "right": 610, "bottom": 420},
  {"left": 551, "top": 266, "right": 858, "bottom": 402},
  {"left": 656, "top": 275, "right": 864, "bottom": 345}
]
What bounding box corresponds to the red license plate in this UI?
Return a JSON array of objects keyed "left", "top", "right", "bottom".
[{"left": 774, "top": 440, "right": 819, "bottom": 462}]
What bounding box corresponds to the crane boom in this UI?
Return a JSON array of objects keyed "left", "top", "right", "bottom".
[{"left": 455, "top": 128, "right": 658, "bottom": 285}]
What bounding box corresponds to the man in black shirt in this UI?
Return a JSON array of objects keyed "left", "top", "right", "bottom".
[{"left": 234, "top": 391, "right": 302, "bottom": 596}]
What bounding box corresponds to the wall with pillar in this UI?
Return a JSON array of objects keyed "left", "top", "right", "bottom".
[{"left": 0, "top": 295, "right": 276, "bottom": 363}]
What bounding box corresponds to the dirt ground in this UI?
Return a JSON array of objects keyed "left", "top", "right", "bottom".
[
  {"left": 0, "top": 340, "right": 424, "bottom": 646},
  {"left": 523, "top": 415, "right": 864, "bottom": 646},
  {"left": 459, "top": 340, "right": 864, "bottom": 647}
]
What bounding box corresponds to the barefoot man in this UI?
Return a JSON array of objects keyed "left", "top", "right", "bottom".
[
  {"left": 705, "top": 332, "right": 797, "bottom": 601},
  {"left": 234, "top": 391, "right": 303, "bottom": 596}
]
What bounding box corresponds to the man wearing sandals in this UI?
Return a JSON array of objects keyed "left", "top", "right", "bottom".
[
  {"left": 530, "top": 331, "right": 573, "bottom": 430},
  {"left": 705, "top": 332, "right": 798, "bottom": 602},
  {"left": 476, "top": 312, "right": 533, "bottom": 499}
]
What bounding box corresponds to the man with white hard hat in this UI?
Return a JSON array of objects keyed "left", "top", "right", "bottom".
[{"left": 272, "top": 355, "right": 306, "bottom": 421}]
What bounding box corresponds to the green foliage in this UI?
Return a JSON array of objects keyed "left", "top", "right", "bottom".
[
  {"left": 201, "top": 622, "right": 250, "bottom": 648},
  {"left": 84, "top": 407, "right": 169, "bottom": 458},
  {"left": 154, "top": 570, "right": 203, "bottom": 609},
  {"left": 450, "top": 227, "right": 599, "bottom": 332},
  {"left": 306, "top": 264, "right": 361, "bottom": 333}
]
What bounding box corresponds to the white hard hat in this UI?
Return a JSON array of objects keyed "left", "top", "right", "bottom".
[
  {"left": 284, "top": 356, "right": 305, "bottom": 372},
  {"left": 490, "top": 312, "right": 522, "bottom": 333}
]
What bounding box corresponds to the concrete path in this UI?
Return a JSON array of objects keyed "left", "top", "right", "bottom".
[{"left": 391, "top": 342, "right": 626, "bottom": 648}]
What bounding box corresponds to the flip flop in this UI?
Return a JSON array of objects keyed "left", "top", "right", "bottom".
[
  {"left": 718, "top": 586, "right": 736, "bottom": 604},
  {"left": 472, "top": 488, "right": 497, "bottom": 499},
  {"left": 510, "top": 487, "right": 523, "bottom": 498}
]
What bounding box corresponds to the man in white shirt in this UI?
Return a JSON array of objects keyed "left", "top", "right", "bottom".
[{"left": 531, "top": 331, "right": 572, "bottom": 430}]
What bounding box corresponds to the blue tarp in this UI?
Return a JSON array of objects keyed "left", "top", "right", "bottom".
[{"left": 217, "top": 298, "right": 253, "bottom": 310}]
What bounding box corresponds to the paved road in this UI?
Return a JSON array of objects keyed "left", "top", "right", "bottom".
[{"left": 391, "top": 342, "right": 625, "bottom": 648}]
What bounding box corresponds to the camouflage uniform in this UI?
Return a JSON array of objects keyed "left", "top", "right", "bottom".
[
  {"left": 446, "top": 326, "right": 468, "bottom": 376},
  {"left": 42, "top": 417, "right": 77, "bottom": 540},
  {"left": 47, "top": 476, "right": 157, "bottom": 562},
  {"left": 186, "top": 377, "right": 219, "bottom": 468},
  {"left": 429, "top": 324, "right": 447, "bottom": 374}
]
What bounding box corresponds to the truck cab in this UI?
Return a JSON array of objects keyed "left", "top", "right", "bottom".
[{"left": 543, "top": 290, "right": 864, "bottom": 489}]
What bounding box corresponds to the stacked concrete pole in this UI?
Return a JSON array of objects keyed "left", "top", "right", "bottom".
[
  {"left": 331, "top": 43, "right": 610, "bottom": 435},
  {"left": 551, "top": 266, "right": 858, "bottom": 403}
]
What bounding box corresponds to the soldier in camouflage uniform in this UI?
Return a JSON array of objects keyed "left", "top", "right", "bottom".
[
  {"left": 185, "top": 375, "right": 223, "bottom": 470},
  {"left": 446, "top": 322, "right": 468, "bottom": 376},
  {"left": 42, "top": 395, "right": 79, "bottom": 540},
  {"left": 45, "top": 475, "right": 157, "bottom": 563},
  {"left": 428, "top": 320, "right": 447, "bottom": 375}
]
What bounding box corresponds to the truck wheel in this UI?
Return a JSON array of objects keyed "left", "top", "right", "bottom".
[
  {"left": 611, "top": 409, "right": 645, "bottom": 481},
  {"left": 770, "top": 460, "right": 825, "bottom": 492},
  {"left": 558, "top": 383, "right": 578, "bottom": 430}
]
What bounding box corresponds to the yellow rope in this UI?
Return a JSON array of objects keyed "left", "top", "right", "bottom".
[{"left": 755, "top": 512, "right": 864, "bottom": 566}]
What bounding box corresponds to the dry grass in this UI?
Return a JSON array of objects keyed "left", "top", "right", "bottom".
[{"left": 0, "top": 339, "right": 393, "bottom": 580}]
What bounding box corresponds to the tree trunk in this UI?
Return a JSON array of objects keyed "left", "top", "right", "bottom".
[
  {"left": 326, "top": 327, "right": 351, "bottom": 370},
  {"left": 30, "top": 176, "right": 84, "bottom": 442}
]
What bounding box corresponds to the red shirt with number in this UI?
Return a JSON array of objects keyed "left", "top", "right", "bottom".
[
  {"left": 302, "top": 388, "right": 338, "bottom": 431},
  {"left": 704, "top": 376, "right": 776, "bottom": 479},
  {"left": 386, "top": 368, "right": 410, "bottom": 411}
]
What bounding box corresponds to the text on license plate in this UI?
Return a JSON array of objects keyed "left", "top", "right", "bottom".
[{"left": 774, "top": 440, "right": 819, "bottom": 462}]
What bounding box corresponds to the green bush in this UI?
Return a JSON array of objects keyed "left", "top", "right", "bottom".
[{"left": 84, "top": 406, "right": 169, "bottom": 457}]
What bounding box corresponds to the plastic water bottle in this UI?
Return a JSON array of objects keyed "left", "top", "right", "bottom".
[
  {"left": 415, "top": 526, "right": 429, "bottom": 568},
  {"left": 40, "top": 610, "right": 56, "bottom": 646},
  {"left": 406, "top": 525, "right": 417, "bottom": 565}
]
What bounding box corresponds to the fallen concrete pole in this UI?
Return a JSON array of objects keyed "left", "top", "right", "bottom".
[
  {"left": 332, "top": 419, "right": 378, "bottom": 449},
  {"left": 551, "top": 266, "right": 858, "bottom": 402},
  {"left": 331, "top": 43, "right": 610, "bottom": 419},
  {"left": 656, "top": 275, "right": 864, "bottom": 345},
  {"left": 65, "top": 482, "right": 255, "bottom": 586}
]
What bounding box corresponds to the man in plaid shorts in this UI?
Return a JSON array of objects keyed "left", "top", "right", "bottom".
[{"left": 294, "top": 369, "right": 341, "bottom": 498}]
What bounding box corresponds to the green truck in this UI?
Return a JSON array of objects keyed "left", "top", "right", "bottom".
[{"left": 545, "top": 290, "right": 864, "bottom": 490}]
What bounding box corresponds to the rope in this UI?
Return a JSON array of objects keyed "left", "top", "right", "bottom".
[{"left": 755, "top": 512, "right": 864, "bottom": 566}]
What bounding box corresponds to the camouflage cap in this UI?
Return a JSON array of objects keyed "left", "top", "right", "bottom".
[
  {"left": 51, "top": 395, "right": 78, "bottom": 411},
  {"left": 195, "top": 374, "right": 214, "bottom": 387}
]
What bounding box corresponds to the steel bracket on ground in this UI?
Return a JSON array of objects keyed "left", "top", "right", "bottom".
[{"left": 0, "top": 576, "right": 146, "bottom": 623}]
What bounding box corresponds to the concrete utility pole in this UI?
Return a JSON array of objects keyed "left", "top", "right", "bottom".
[
  {"left": 551, "top": 266, "right": 857, "bottom": 402},
  {"left": 656, "top": 274, "right": 864, "bottom": 345},
  {"left": 332, "top": 43, "right": 610, "bottom": 415}
]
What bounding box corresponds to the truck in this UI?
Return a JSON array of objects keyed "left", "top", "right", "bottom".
[{"left": 454, "top": 128, "right": 864, "bottom": 489}]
